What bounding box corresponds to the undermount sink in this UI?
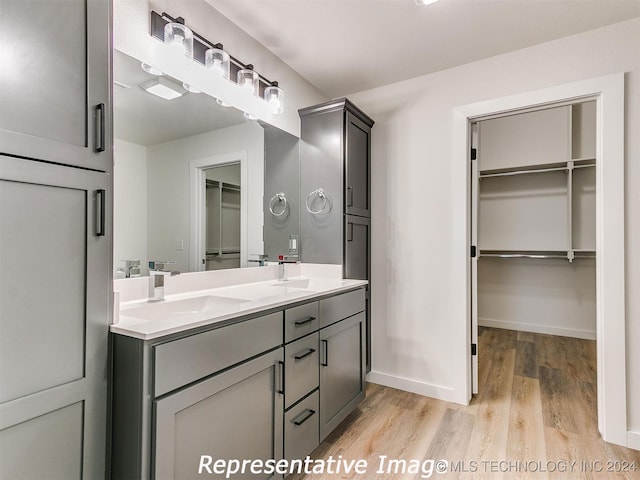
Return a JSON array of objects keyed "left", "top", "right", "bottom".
[
  {"left": 271, "top": 278, "right": 312, "bottom": 289},
  {"left": 121, "top": 295, "right": 249, "bottom": 321}
]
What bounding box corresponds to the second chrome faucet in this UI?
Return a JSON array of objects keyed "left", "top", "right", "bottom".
[{"left": 148, "top": 261, "right": 180, "bottom": 302}]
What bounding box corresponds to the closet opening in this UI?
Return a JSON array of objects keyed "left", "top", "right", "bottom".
[{"left": 470, "top": 99, "right": 599, "bottom": 436}]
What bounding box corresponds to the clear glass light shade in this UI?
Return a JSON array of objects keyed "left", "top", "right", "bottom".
[
  {"left": 164, "top": 23, "right": 194, "bottom": 62},
  {"left": 205, "top": 48, "right": 230, "bottom": 80},
  {"left": 264, "top": 85, "right": 285, "bottom": 114},
  {"left": 237, "top": 68, "right": 259, "bottom": 96}
]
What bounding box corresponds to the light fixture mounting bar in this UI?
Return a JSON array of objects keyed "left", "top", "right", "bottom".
[{"left": 150, "top": 11, "right": 276, "bottom": 91}]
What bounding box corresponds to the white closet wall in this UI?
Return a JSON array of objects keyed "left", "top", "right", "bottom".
[{"left": 477, "top": 101, "right": 596, "bottom": 339}]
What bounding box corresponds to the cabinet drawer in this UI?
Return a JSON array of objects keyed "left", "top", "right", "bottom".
[
  {"left": 154, "top": 312, "right": 282, "bottom": 397},
  {"left": 319, "top": 289, "right": 365, "bottom": 328},
  {"left": 284, "top": 390, "right": 319, "bottom": 462},
  {"left": 284, "top": 333, "right": 319, "bottom": 409},
  {"left": 285, "top": 302, "right": 319, "bottom": 343}
]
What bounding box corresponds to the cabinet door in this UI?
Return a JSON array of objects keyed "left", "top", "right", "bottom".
[
  {"left": 0, "top": 0, "right": 112, "bottom": 172},
  {"left": 345, "top": 112, "right": 371, "bottom": 217},
  {"left": 344, "top": 215, "right": 370, "bottom": 281},
  {"left": 319, "top": 312, "right": 365, "bottom": 440},
  {"left": 0, "top": 155, "right": 111, "bottom": 479},
  {"left": 154, "top": 349, "right": 284, "bottom": 480}
]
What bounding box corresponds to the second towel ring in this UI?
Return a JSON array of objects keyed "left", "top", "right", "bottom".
[
  {"left": 269, "top": 192, "right": 288, "bottom": 217},
  {"left": 306, "top": 188, "right": 330, "bottom": 215}
]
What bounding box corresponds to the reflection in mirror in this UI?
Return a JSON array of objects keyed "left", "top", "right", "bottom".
[
  {"left": 113, "top": 49, "right": 300, "bottom": 278},
  {"left": 205, "top": 164, "right": 240, "bottom": 270}
]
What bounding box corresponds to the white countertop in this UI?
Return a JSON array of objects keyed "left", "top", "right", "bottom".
[{"left": 111, "top": 276, "right": 367, "bottom": 340}]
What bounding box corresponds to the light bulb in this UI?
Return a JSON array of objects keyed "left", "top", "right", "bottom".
[
  {"left": 205, "top": 48, "right": 230, "bottom": 80},
  {"left": 264, "top": 84, "right": 284, "bottom": 114},
  {"left": 237, "top": 68, "right": 259, "bottom": 96}
]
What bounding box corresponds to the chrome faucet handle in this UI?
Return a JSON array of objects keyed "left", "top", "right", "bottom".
[{"left": 149, "top": 260, "right": 176, "bottom": 271}]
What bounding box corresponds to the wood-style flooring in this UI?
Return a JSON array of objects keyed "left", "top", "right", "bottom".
[{"left": 290, "top": 327, "right": 640, "bottom": 479}]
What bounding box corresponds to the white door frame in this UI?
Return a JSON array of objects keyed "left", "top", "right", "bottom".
[
  {"left": 189, "top": 151, "right": 247, "bottom": 271},
  {"left": 452, "top": 73, "right": 627, "bottom": 446}
]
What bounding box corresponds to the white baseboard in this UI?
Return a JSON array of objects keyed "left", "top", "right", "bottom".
[
  {"left": 366, "top": 371, "right": 464, "bottom": 405},
  {"left": 628, "top": 431, "right": 640, "bottom": 451},
  {"left": 478, "top": 317, "right": 596, "bottom": 340}
]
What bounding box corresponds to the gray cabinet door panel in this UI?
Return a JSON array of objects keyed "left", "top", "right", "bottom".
[
  {"left": 0, "top": 0, "right": 112, "bottom": 172},
  {"left": 0, "top": 155, "right": 111, "bottom": 479},
  {"left": 344, "top": 215, "right": 370, "bottom": 281},
  {"left": 319, "top": 312, "right": 365, "bottom": 440},
  {"left": 345, "top": 112, "right": 371, "bottom": 217},
  {"left": 154, "top": 348, "right": 284, "bottom": 480},
  {"left": 1, "top": 402, "right": 84, "bottom": 479}
]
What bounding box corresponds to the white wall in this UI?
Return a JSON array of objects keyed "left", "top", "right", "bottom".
[
  {"left": 113, "top": 0, "right": 328, "bottom": 137},
  {"left": 146, "top": 122, "right": 264, "bottom": 273},
  {"left": 349, "top": 18, "right": 640, "bottom": 433},
  {"left": 113, "top": 139, "right": 148, "bottom": 276}
]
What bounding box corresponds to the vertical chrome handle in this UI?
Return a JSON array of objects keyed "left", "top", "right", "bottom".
[
  {"left": 321, "top": 339, "right": 328, "bottom": 367},
  {"left": 96, "top": 189, "right": 105, "bottom": 237},
  {"left": 95, "top": 103, "right": 105, "bottom": 152},
  {"left": 347, "top": 186, "right": 353, "bottom": 207},
  {"left": 277, "top": 361, "right": 285, "bottom": 394},
  {"left": 347, "top": 222, "right": 354, "bottom": 242}
]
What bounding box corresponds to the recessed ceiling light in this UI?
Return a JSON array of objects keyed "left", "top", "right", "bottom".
[
  {"left": 415, "top": 0, "right": 439, "bottom": 5},
  {"left": 139, "top": 77, "right": 184, "bottom": 100}
]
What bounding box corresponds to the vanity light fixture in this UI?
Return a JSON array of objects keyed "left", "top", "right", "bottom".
[
  {"left": 415, "top": 0, "right": 439, "bottom": 4},
  {"left": 140, "top": 77, "right": 184, "bottom": 100},
  {"left": 148, "top": 11, "right": 285, "bottom": 116},
  {"left": 164, "top": 22, "right": 194, "bottom": 63}
]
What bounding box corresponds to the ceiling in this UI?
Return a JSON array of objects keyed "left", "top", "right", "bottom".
[
  {"left": 113, "top": 50, "right": 249, "bottom": 146},
  {"left": 206, "top": 0, "right": 640, "bottom": 98}
]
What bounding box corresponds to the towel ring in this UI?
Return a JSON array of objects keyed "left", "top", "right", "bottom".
[
  {"left": 305, "top": 188, "right": 329, "bottom": 215},
  {"left": 269, "top": 192, "right": 288, "bottom": 217}
]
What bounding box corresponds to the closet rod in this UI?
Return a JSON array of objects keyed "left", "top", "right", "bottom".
[
  {"left": 479, "top": 166, "right": 567, "bottom": 179},
  {"left": 480, "top": 253, "right": 567, "bottom": 259}
]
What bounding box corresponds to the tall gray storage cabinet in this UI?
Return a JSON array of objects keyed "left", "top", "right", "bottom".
[
  {"left": 299, "top": 98, "right": 373, "bottom": 370},
  {"left": 0, "top": 1, "right": 113, "bottom": 478}
]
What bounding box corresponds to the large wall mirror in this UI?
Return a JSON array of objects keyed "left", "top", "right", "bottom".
[{"left": 113, "top": 49, "right": 300, "bottom": 277}]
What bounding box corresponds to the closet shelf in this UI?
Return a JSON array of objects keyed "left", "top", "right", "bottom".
[
  {"left": 479, "top": 249, "right": 595, "bottom": 262},
  {"left": 479, "top": 159, "right": 595, "bottom": 179}
]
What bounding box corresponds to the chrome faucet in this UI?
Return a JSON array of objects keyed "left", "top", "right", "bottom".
[
  {"left": 148, "top": 261, "right": 180, "bottom": 302},
  {"left": 277, "top": 255, "right": 299, "bottom": 282},
  {"left": 248, "top": 254, "right": 268, "bottom": 267}
]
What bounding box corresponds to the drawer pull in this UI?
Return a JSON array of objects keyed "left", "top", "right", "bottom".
[
  {"left": 294, "top": 348, "right": 316, "bottom": 361},
  {"left": 293, "top": 409, "right": 316, "bottom": 426},
  {"left": 294, "top": 316, "right": 316, "bottom": 326}
]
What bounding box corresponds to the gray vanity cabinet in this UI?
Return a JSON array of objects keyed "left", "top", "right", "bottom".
[
  {"left": 154, "top": 349, "right": 284, "bottom": 480},
  {"left": 0, "top": 155, "right": 111, "bottom": 479},
  {"left": 0, "top": 0, "right": 112, "bottom": 173},
  {"left": 345, "top": 112, "right": 372, "bottom": 218}
]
